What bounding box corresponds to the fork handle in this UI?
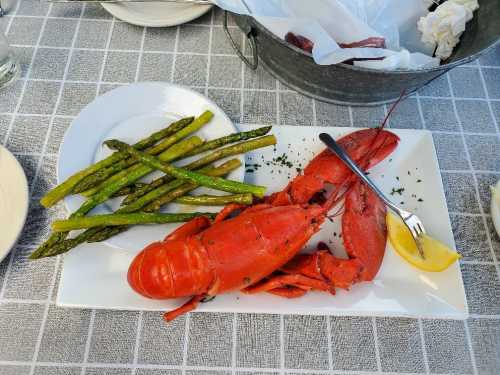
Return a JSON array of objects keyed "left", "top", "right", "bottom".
[{"left": 319, "top": 133, "right": 400, "bottom": 213}]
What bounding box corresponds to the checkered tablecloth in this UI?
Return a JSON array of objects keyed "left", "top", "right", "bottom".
[{"left": 0, "top": 1, "right": 499, "bottom": 374}]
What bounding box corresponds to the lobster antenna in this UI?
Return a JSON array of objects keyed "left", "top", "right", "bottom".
[
  {"left": 354, "top": 90, "right": 405, "bottom": 171},
  {"left": 356, "top": 89, "right": 406, "bottom": 169},
  {"left": 381, "top": 90, "right": 406, "bottom": 130}
]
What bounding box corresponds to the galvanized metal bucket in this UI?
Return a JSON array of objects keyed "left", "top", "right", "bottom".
[{"left": 224, "top": 0, "right": 500, "bottom": 106}]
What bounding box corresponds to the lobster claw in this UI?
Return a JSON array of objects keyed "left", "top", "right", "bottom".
[
  {"left": 269, "top": 129, "right": 399, "bottom": 207},
  {"left": 342, "top": 181, "right": 387, "bottom": 281}
]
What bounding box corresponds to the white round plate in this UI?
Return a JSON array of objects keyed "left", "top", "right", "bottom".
[
  {"left": 59, "top": 82, "right": 244, "bottom": 252},
  {"left": 101, "top": 2, "right": 212, "bottom": 28},
  {"left": 0, "top": 145, "right": 29, "bottom": 262}
]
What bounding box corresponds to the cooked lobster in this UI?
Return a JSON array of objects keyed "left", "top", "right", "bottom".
[{"left": 128, "top": 128, "right": 399, "bottom": 321}]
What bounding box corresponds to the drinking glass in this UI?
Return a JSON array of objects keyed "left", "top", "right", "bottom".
[
  {"left": 0, "top": 32, "right": 19, "bottom": 89},
  {"left": 0, "top": 0, "right": 14, "bottom": 17}
]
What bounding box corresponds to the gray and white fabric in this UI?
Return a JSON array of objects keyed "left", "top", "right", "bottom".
[{"left": 0, "top": 1, "right": 499, "bottom": 374}]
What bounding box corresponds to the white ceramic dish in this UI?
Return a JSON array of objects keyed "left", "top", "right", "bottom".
[
  {"left": 58, "top": 122, "right": 468, "bottom": 319},
  {"left": 58, "top": 82, "right": 244, "bottom": 251},
  {"left": 101, "top": 2, "right": 212, "bottom": 27},
  {"left": 0, "top": 145, "right": 29, "bottom": 262}
]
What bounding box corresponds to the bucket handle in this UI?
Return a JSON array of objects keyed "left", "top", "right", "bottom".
[{"left": 223, "top": 11, "right": 258, "bottom": 70}]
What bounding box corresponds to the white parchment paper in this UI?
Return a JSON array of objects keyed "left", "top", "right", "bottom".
[{"left": 214, "top": 0, "right": 441, "bottom": 70}]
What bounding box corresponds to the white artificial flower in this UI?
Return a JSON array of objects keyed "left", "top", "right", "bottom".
[
  {"left": 449, "top": 0, "right": 479, "bottom": 21},
  {"left": 417, "top": 0, "right": 479, "bottom": 60}
]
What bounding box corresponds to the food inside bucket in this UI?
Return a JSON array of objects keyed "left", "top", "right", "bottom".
[{"left": 213, "top": 0, "right": 479, "bottom": 70}]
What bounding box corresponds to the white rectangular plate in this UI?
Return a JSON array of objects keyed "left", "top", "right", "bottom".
[{"left": 58, "top": 125, "right": 468, "bottom": 319}]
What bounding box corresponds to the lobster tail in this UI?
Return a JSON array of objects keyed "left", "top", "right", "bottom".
[
  {"left": 128, "top": 237, "right": 214, "bottom": 299},
  {"left": 128, "top": 250, "right": 148, "bottom": 297}
]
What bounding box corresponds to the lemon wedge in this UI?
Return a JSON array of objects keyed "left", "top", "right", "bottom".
[{"left": 386, "top": 213, "right": 461, "bottom": 272}]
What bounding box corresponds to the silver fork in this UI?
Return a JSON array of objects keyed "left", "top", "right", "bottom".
[{"left": 319, "top": 132, "right": 426, "bottom": 258}]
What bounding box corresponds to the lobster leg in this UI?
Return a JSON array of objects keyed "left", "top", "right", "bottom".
[
  {"left": 267, "top": 286, "right": 309, "bottom": 298},
  {"left": 279, "top": 244, "right": 363, "bottom": 290},
  {"left": 164, "top": 294, "right": 205, "bottom": 322},
  {"left": 164, "top": 216, "right": 211, "bottom": 241},
  {"left": 241, "top": 274, "right": 334, "bottom": 294},
  {"left": 257, "top": 250, "right": 362, "bottom": 299},
  {"left": 214, "top": 203, "right": 271, "bottom": 223},
  {"left": 213, "top": 203, "right": 246, "bottom": 223}
]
